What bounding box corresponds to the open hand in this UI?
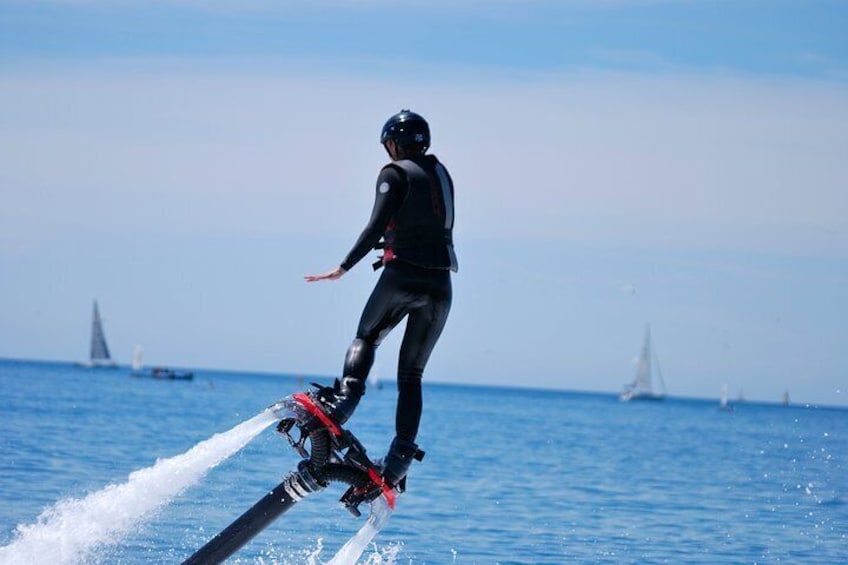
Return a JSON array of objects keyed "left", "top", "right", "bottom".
[{"left": 304, "top": 266, "right": 346, "bottom": 282}]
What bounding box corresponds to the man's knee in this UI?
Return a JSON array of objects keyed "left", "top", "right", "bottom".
[{"left": 344, "top": 337, "right": 375, "bottom": 383}]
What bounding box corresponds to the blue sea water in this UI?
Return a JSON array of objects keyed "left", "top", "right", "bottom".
[{"left": 0, "top": 358, "right": 846, "bottom": 564}]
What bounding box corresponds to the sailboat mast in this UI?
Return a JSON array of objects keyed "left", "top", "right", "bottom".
[
  {"left": 653, "top": 348, "right": 667, "bottom": 396},
  {"left": 90, "top": 301, "right": 99, "bottom": 360},
  {"left": 634, "top": 325, "right": 652, "bottom": 391}
]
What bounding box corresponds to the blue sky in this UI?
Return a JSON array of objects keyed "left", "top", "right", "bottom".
[
  {"left": 1, "top": 0, "right": 847, "bottom": 406},
  {"left": 1, "top": 1, "right": 846, "bottom": 78}
]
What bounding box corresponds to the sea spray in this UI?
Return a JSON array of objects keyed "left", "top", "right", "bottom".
[
  {"left": 0, "top": 407, "right": 282, "bottom": 565},
  {"left": 324, "top": 497, "right": 394, "bottom": 565},
  {"left": 246, "top": 536, "right": 399, "bottom": 565}
]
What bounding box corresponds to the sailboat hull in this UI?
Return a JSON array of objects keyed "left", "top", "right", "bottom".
[
  {"left": 75, "top": 360, "right": 119, "bottom": 369},
  {"left": 620, "top": 391, "right": 664, "bottom": 402},
  {"left": 131, "top": 368, "right": 194, "bottom": 380}
]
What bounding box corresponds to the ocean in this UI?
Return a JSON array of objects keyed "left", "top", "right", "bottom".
[{"left": 0, "top": 359, "right": 845, "bottom": 564}]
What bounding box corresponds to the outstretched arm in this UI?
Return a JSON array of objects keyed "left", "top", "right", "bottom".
[{"left": 305, "top": 166, "right": 403, "bottom": 282}]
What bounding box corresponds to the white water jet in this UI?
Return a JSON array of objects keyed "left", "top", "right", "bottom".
[
  {"left": 0, "top": 407, "right": 281, "bottom": 565},
  {"left": 324, "top": 497, "right": 394, "bottom": 565}
]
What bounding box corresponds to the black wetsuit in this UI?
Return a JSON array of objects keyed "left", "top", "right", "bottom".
[{"left": 337, "top": 154, "right": 457, "bottom": 444}]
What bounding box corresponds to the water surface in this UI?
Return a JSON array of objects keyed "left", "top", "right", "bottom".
[{"left": 1, "top": 359, "right": 845, "bottom": 564}]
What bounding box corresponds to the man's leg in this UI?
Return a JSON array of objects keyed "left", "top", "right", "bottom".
[
  {"left": 323, "top": 268, "right": 409, "bottom": 425},
  {"left": 325, "top": 338, "right": 373, "bottom": 425},
  {"left": 383, "top": 280, "right": 452, "bottom": 486}
]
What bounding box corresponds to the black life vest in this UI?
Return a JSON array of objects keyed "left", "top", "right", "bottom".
[{"left": 377, "top": 156, "right": 458, "bottom": 272}]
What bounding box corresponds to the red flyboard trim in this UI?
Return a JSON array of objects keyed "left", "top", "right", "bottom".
[
  {"left": 367, "top": 468, "right": 396, "bottom": 509},
  {"left": 292, "top": 392, "right": 342, "bottom": 437}
]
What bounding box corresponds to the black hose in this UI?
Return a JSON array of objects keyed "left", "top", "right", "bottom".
[
  {"left": 182, "top": 432, "right": 370, "bottom": 565},
  {"left": 181, "top": 479, "right": 302, "bottom": 565},
  {"left": 320, "top": 463, "right": 369, "bottom": 487},
  {"left": 305, "top": 429, "right": 369, "bottom": 487},
  {"left": 307, "top": 429, "right": 331, "bottom": 471}
]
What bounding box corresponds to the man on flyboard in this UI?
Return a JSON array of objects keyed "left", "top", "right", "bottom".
[{"left": 304, "top": 109, "right": 458, "bottom": 495}]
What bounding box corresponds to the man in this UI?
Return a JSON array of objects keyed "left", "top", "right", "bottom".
[{"left": 304, "top": 109, "right": 458, "bottom": 489}]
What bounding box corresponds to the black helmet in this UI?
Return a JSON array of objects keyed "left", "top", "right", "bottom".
[{"left": 380, "top": 109, "right": 430, "bottom": 151}]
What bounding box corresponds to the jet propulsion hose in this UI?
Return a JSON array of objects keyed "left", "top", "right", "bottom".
[
  {"left": 181, "top": 467, "right": 318, "bottom": 565},
  {"left": 182, "top": 414, "right": 372, "bottom": 565}
]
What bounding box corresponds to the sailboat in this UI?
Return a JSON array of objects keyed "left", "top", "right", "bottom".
[
  {"left": 77, "top": 300, "right": 119, "bottom": 368},
  {"left": 719, "top": 384, "right": 734, "bottom": 412},
  {"left": 131, "top": 344, "right": 144, "bottom": 375},
  {"left": 620, "top": 325, "right": 666, "bottom": 402},
  {"left": 129, "top": 344, "right": 193, "bottom": 380},
  {"left": 368, "top": 365, "right": 384, "bottom": 390}
]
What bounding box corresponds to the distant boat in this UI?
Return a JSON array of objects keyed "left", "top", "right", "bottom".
[
  {"left": 368, "top": 366, "right": 384, "bottom": 390},
  {"left": 129, "top": 344, "right": 193, "bottom": 380},
  {"left": 132, "top": 344, "right": 143, "bottom": 373},
  {"left": 146, "top": 367, "right": 194, "bottom": 381},
  {"left": 77, "top": 300, "right": 118, "bottom": 369},
  {"left": 620, "top": 325, "right": 666, "bottom": 402},
  {"left": 719, "top": 384, "right": 734, "bottom": 412}
]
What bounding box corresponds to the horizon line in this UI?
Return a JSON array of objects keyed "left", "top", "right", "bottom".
[{"left": 2, "top": 356, "right": 843, "bottom": 412}]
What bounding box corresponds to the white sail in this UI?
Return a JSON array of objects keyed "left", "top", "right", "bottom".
[
  {"left": 132, "top": 345, "right": 143, "bottom": 372},
  {"left": 620, "top": 325, "right": 665, "bottom": 402},
  {"left": 719, "top": 384, "right": 733, "bottom": 411},
  {"left": 368, "top": 365, "right": 383, "bottom": 390}
]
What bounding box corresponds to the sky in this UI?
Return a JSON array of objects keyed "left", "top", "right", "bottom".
[{"left": 1, "top": 0, "right": 847, "bottom": 407}]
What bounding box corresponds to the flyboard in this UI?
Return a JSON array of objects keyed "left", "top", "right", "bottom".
[{"left": 182, "top": 384, "right": 423, "bottom": 565}]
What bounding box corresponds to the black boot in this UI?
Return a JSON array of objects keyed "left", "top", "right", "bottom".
[
  {"left": 328, "top": 376, "right": 365, "bottom": 425},
  {"left": 302, "top": 377, "right": 364, "bottom": 433},
  {"left": 306, "top": 337, "right": 373, "bottom": 431},
  {"left": 381, "top": 437, "right": 424, "bottom": 488}
]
